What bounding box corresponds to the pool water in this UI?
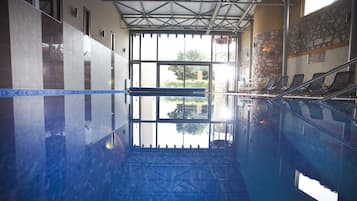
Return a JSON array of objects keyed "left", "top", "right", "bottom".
[{"left": 0, "top": 93, "right": 356, "bottom": 201}]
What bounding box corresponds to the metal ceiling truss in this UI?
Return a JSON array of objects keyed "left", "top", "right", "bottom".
[{"left": 111, "top": 0, "right": 282, "bottom": 33}]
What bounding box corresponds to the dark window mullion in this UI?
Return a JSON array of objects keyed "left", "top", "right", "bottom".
[{"left": 228, "top": 35, "right": 230, "bottom": 62}]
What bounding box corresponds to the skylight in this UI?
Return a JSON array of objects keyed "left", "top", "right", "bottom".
[{"left": 304, "top": 0, "right": 337, "bottom": 16}]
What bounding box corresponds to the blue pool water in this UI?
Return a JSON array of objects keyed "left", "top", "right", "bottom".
[{"left": 0, "top": 93, "right": 356, "bottom": 201}]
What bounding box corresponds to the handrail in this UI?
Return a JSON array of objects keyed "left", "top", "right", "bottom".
[
  {"left": 275, "top": 57, "right": 357, "bottom": 99},
  {"left": 318, "top": 84, "right": 357, "bottom": 102}
]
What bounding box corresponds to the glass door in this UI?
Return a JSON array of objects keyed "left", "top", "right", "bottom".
[{"left": 159, "top": 64, "right": 209, "bottom": 90}]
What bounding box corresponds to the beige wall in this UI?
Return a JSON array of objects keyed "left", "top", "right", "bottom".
[
  {"left": 63, "top": 0, "right": 129, "bottom": 58},
  {"left": 286, "top": 0, "right": 353, "bottom": 85},
  {"left": 239, "top": 27, "right": 251, "bottom": 81},
  {"left": 254, "top": 0, "right": 301, "bottom": 34},
  {"left": 62, "top": 0, "right": 129, "bottom": 90},
  {"left": 287, "top": 46, "right": 349, "bottom": 86},
  {"left": 241, "top": 28, "right": 250, "bottom": 48},
  {"left": 289, "top": 0, "right": 303, "bottom": 25},
  {"left": 253, "top": 1, "right": 283, "bottom": 36}
]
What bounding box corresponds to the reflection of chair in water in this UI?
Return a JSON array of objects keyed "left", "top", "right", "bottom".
[
  {"left": 210, "top": 124, "right": 233, "bottom": 149},
  {"left": 325, "top": 101, "right": 354, "bottom": 123},
  {"left": 305, "top": 102, "right": 323, "bottom": 120},
  {"left": 286, "top": 99, "right": 303, "bottom": 116}
]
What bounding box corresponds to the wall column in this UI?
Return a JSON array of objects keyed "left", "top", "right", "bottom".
[
  {"left": 282, "top": 0, "right": 290, "bottom": 76},
  {"left": 249, "top": 21, "right": 253, "bottom": 86},
  {"left": 252, "top": 0, "right": 284, "bottom": 88},
  {"left": 348, "top": 0, "right": 357, "bottom": 84}
]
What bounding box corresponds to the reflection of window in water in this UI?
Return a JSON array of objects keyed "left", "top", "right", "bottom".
[
  {"left": 167, "top": 104, "right": 208, "bottom": 120},
  {"left": 210, "top": 123, "right": 233, "bottom": 148},
  {"left": 160, "top": 96, "right": 209, "bottom": 120},
  {"left": 295, "top": 171, "right": 338, "bottom": 201},
  {"left": 85, "top": 120, "right": 93, "bottom": 145},
  {"left": 156, "top": 123, "right": 209, "bottom": 149}
]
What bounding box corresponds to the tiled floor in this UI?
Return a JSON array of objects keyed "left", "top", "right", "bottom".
[
  {"left": 64, "top": 148, "right": 250, "bottom": 201},
  {"left": 115, "top": 150, "right": 249, "bottom": 201}
]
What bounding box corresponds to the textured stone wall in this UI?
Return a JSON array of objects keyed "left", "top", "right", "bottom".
[
  {"left": 288, "top": 0, "right": 351, "bottom": 55},
  {"left": 253, "top": 30, "right": 283, "bottom": 88}
]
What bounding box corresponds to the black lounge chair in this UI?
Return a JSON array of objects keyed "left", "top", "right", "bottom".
[
  {"left": 271, "top": 75, "right": 288, "bottom": 93},
  {"left": 300, "top": 72, "right": 326, "bottom": 95},
  {"left": 324, "top": 71, "right": 354, "bottom": 95},
  {"left": 285, "top": 74, "right": 304, "bottom": 93},
  {"left": 247, "top": 77, "right": 276, "bottom": 93},
  {"left": 261, "top": 77, "right": 277, "bottom": 93}
]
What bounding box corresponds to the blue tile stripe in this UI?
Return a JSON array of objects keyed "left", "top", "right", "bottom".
[
  {"left": 0, "top": 89, "right": 127, "bottom": 97},
  {"left": 129, "top": 87, "right": 206, "bottom": 97}
]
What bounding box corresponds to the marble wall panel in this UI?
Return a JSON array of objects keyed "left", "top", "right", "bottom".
[
  {"left": 63, "top": 22, "right": 84, "bottom": 90},
  {"left": 42, "top": 14, "right": 64, "bottom": 89},
  {"left": 90, "top": 39, "right": 111, "bottom": 90},
  {"left": 9, "top": 0, "right": 43, "bottom": 89}
]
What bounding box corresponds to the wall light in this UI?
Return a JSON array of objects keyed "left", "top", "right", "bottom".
[
  {"left": 100, "top": 29, "right": 105, "bottom": 37},
  {"left": 71, "top": 7, "right": 78, "bottom": 17}
]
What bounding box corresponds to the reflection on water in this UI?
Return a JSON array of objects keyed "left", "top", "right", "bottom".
[
  {"left": 0, "top": 94, "right": 356, "bottom": 201},
  {"left": 160, "top": 96, "right": 209, "bottom": 119},
  {"left": 296, "top": 171, "right": 338, "bottom": 201},
  {"left": 235, "top": 98, "right": 357, "bottom": 201},
  {"left": 132, "top": 94, "right": 235, "bottom": 149}
]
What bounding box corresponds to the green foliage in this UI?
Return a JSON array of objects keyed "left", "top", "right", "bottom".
[
  {"left": 167, "top": 104, "right": 207, "bottom": 134},
  {"left": 168, "top": 50, "right": 208, "bottom": 80},
  {"left": 164, "top": 97, "right": 208, "bottom": 104},
  {"left": 165, "top": 49, "right": 210, "bottom": 135},
  {"left": 177, "top": 50, "right": 206, "bottom": 61},
  {"left": 165, "top": 80, "right": 208, "bottom": 88},
  {"left": 175, "top": 123, "right": 206, "bottom": 135}
]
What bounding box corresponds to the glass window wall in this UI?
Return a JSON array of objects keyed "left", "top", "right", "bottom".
[{"left": 130, "top": 32, "right": 238, "bottom": 149}]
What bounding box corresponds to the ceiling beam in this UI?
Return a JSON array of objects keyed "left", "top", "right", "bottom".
[
  {"left": 206, "top": 2, "right": 221, "bottom": 34},
  {"left": 113, "top": 0, "right": 266, "bottom": 33},
  {"left": 234, "top": 0, "right": 255, "bottom": 31},
  {"left": 110, "top": 0, "right": 285, "bottom": 6},
  {"left": 121, "top": 14, "right": 241, "bottom": 21}
]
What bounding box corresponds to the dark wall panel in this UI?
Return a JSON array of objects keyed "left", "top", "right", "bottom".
[
  {"left": 0, "top": 0, "right": 12, "bottom": 88},
  {"left": 0, "top": 98, "right": 16, "bottom": 201},
  {"left": 42, "top": 14, "right": 64, "bottom": 89},
  {"left": 84, "top": 36, "right": 91, "bottom": 90},
  {"left": 44, "top": 96, "right": 65, "bottom": 134}
]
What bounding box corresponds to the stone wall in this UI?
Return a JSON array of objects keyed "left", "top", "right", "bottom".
[
  {"left": 288, "top": 0, "right": 351, "bottom": 55},
  {"left": 253, "top": 30, "right": 283, "bottom": 88}
]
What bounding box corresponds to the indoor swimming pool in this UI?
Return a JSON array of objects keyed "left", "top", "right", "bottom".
[{"left": 0, "top": 92, "right": 356, "bottom": 201}]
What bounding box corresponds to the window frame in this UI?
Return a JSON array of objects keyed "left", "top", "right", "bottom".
[{"left": 83, "top": 7, "right": 91, "bottom": 36}]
